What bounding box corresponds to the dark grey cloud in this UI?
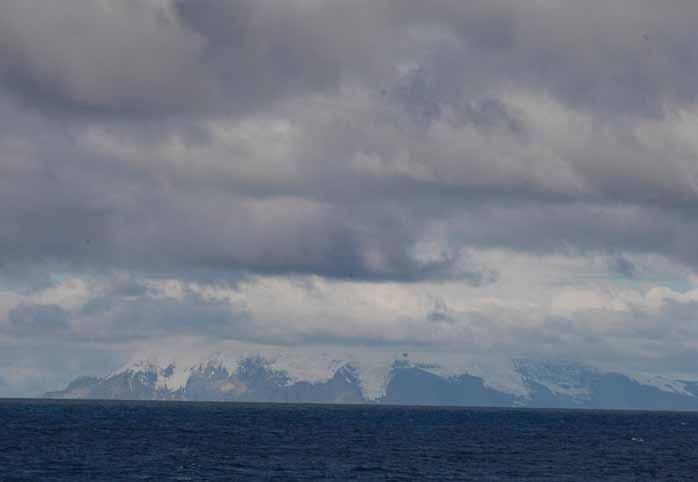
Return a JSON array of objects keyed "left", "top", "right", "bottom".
[
  {"left": 389, "top": 0, "right": 698, "bottom": 116},
  {"left": 3, "top": 0, "right": 698, "bottom": 119},
  {"left": 1, "top": 276, "right": 243, "bottom": 344},
  {"left": 1, "top": 0, "right": 698, "bottom": 284},
  {"left": 0, "top": 95, "right": 494, "bottom": 282},
  {"left": 0, "top": 1, "right": 212, "bottom": 117},
  {"left": 76, "top": 289, "right": 246, "bottom": 342},
  {"left": 427, "top": 297, "right": 455, "bottom": 324},
  {"left": 442, "top": 204, "right": 698, "bottom": 270},
  {"left": 0, "top": 0, "right": 370, "bottom": 119},
  {"left": 608, "top": 254, "right": 639, "bottom": 279},
  {"left": 7, "top": 303, "right": 70, "bottom": 338},
  {"left": 170, "top": 0, "right": 343, "bottom": 114}
]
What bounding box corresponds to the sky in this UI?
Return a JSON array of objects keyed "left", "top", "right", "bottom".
[{"left": 2, "top": 0, "right": 698, "bottom": 396}]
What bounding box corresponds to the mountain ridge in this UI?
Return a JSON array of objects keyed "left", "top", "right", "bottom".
[{"left": 45, "top": 355, "right": 698, "bottom": 411}]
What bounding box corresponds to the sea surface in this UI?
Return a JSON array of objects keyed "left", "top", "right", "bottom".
[{"left": 1, "top": 400, "right": 697, "bottom": 481}]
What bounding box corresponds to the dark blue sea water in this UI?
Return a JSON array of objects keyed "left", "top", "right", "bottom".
[{"left": 1, "top": 400, "right": 697, "bottom": 481}]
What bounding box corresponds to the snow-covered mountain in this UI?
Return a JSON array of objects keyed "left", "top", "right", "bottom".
[{"left": 45, "top": 354, "right": 698, "bottom": 411}]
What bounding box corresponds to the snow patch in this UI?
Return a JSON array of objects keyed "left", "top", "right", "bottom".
[
  {"left": 514, "top": 359, "right": 595, "bottom": 399},
  {"left": 627, "top": 373, "right": 695, "bottom": 397}
]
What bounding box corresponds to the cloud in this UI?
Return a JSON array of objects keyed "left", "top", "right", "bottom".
[
  {"left": 389, "top": 0, "right": 698, "bottom": 116},
  {"left": 1, "top": 2, "right": 698, "bottom": 281},
  {"left": 0, "top": 1, "right": 211, "bottom": 117},
  {"left": 0, "top": 250, "right": 697, "bottom": 394},
  {"left": 0, "top": 0, "right": 367, "bottom": 119},
  {"left": 6, "top": 303, "right": 70, "bottom": 338},
  {"left": 608, "top": 254, "right": 639, "bottom": 279},
  {"left": 28, "top": 278, "right": 247, "bottom": 343}
]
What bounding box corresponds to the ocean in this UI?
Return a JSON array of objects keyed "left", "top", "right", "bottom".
[{"left": 1, "top": 399, "right": 696, "bottom": 481}]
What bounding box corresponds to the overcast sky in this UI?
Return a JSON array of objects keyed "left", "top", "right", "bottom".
[{"left": 2, "top": 0, "right": 698, "bottom": 396}]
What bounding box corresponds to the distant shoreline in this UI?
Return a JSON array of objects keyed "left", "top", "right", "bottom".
[{"left": 4, "top": 397, "right": 698, "bottom": 415}]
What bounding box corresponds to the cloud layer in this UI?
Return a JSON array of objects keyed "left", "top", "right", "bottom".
[{"left": 1, "top": 1, "right": 698, "bottom": 395}]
